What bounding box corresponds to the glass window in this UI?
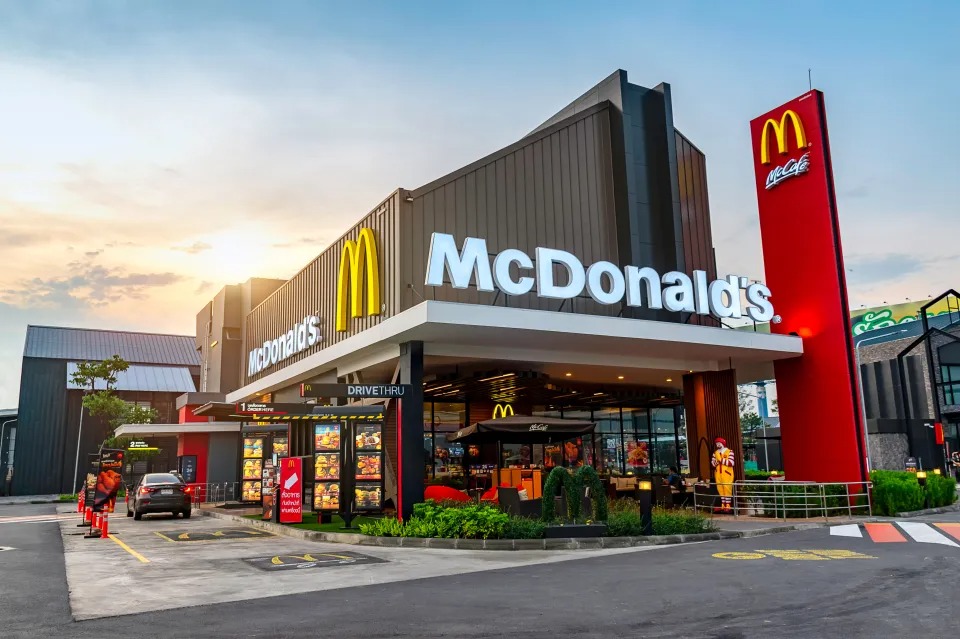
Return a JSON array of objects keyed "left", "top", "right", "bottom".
[
  {"left": 593, "top": 408, "right": 622, "bottom": 474},
  {"left": 650, "top": 408, "right": 678, "bottom": 474},
  {"left": 431, "top": 403, "right": 465, "bottom": 486},
  {"left": 622, "top": 408, "right": 650, "bottom": 474}
]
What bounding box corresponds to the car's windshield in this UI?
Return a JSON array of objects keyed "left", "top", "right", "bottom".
[{"left": 144, "top": 473, "right": 181, "bottom": 485}]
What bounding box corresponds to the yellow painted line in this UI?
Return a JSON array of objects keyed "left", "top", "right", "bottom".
[
  {"left": 154, "top": 531, "right": 177, "bottom": 543},
  {"left": 109, "top": 534, "right": 150, "bottom": 563}
]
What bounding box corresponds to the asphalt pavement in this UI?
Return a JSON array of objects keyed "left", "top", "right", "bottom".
[{"left": 2, "top": 502, "right": 960, "bottom": 638}]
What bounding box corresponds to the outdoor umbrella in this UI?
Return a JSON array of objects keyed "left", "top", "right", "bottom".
[{"left": 447, "top": 414, "right": 595, "bottom": 443}]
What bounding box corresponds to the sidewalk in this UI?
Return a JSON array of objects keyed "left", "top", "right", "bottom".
[{"left": 0, "top": 494, "right": 62, "bottom": 506}]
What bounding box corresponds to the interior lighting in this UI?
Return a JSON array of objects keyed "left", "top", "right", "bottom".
[
  {"left": 617, "top": 375, "right": 624, "bottom": 380},
  {"left": 666, "top": 378, "right": 673, "bottom": 382},
  {"left": 565, "top": 372, "right": 572, "bottom": 377},
  {"left": 478, "top": 373, "right": 515, "bottom": 382}
]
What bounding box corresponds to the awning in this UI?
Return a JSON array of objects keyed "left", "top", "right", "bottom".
[
  {"left": 115, "top": 422, "right": 241, "bottom": 437},
  {"left": 447, "top": 414, "right": 595, "bottom": 443},
  {"left": 67, "top": 363, "right": 196, "bottom": 393}
]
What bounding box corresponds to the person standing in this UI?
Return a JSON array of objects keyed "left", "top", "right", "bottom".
[{"left": 712, "top": 437, "right": 735, "bottom": 513}]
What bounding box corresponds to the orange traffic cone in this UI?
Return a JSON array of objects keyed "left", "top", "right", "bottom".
[
  {"left": 100, "top": 514, "right": 109, "bottom": 538},
  {"left": 85, "top": 507, "right": 93, "bottom": 523},
  {"left": 77, "top": 493, "right": 84, "bottom": 513}
]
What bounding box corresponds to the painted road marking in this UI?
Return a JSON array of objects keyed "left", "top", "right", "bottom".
[
  {"left": 829, "top": 524, "right": 863, "bottom": 538},
  {"left": 0, "top": 546, "right": 15, "bottom": 552},
  {"left": 897, "top": 521, "right": 959, "bottom": 547},
  {"left": 244, "top": 551, "right": 387, "bottom": 572},
  {"left": 155, "top": 528, "right": 274, "bottom": 542},
  {"left": 108, "top": 535, "right": 150, "bottom": 563},
  {"left": 713, "top": 549, "right": 876, "bottom": 561},
  {"left": 934, "top": 523, "right": 960, "bottom": 542},
  {"left": 864, "top": 523, "right": 907, "bottom": 543},
  {"left": 0, "top": 513, "right": 78, "bottom": 525}
]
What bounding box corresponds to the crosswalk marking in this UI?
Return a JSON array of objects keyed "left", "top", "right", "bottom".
[
  {"left": 0, "top": 513, "right": 77, "bottom": 526},
  {"left": 864, "top": 523, "right": 907, "bottom": 543},
  {"left": 829, "top": 524, "right": 863, "bottom": 538},
  {"left": 830, "top": 522, "right": 960, "bottom": 548},
  {"left": 934, "top": 523, "right": 960, "bottom": 542},
  {"left": 897, "top": 521, "right": 959, "bottom": 547}
]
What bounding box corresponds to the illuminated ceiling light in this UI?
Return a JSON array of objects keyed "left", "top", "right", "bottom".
[
  {"left": 427, "top": 383, "right": 452, "bottom": 391},
  {"left": 565, "top": 372, "right": 572, "bottom": 377},
  {"left": 666, "top": 378, "right": 673, "bottom": 382},
  {"left": 478, "top": 373, "right": 515, "bottom": 382},
  {"left": 617, "top": 375, "right": 624, "bottom": 380},
  {"left": 593, "top": 392, "right": 605, "bottom": 396},
  {"left": 688, "top": 370, "right": 694, "bottom": 373}
]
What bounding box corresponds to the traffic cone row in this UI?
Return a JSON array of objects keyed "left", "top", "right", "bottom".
[{"left": 77, "top": 492, "right": 84, "bottom": 513}]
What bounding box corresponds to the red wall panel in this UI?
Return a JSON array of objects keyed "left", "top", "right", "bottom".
[{"left": 750, "top": 91, "right": 867, "bottom": 483}]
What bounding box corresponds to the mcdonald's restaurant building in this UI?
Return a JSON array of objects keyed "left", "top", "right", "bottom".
[{"left": 152, "top": 70, "right": 824, "bottom": 517}]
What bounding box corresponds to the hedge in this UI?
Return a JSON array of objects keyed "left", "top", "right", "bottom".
[{"left": 871, "top": 470, "right": 957, "bottom": 516}]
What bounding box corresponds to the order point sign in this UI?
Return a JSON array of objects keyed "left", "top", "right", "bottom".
[{"left": 279, "top": 457, "right": 303, "bottom": 524}]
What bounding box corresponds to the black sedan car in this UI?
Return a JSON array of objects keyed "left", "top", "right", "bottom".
[{"left": 127, "top": 472, "right": 192, "bottom": 520}]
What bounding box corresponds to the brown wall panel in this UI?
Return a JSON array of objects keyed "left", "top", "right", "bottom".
[
  {"left": 676, "top": 131, "right": 719, "bottom": 327},
  {"left": 683, "top": 369, "right": 742, "bottom": 482},
  {"left": 401, "top": 105, "right": 620, "bottom": 317}
]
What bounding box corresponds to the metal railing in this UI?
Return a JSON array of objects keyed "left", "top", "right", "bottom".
[
  {"left": 692, "top": 480, "right": 873, "bottom": 520},
  {"left": 187, "top": 482, "right": 241, "bottom": 505}
]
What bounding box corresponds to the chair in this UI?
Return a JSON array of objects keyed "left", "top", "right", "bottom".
[{"left": 497, "top": 487, "right": 542, "bottom": 519}]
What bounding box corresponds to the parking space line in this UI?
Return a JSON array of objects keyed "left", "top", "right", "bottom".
[{"left": 108, "top": 534, "right": 150, "bottom": 563}]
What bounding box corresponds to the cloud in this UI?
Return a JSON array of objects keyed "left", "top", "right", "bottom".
[
  {"left": 5, "top": 230, "right": 48, "bottom": 247},
  {"left": 1, "top": 262, "right": 185, "bottom": 310},
  {"left": 845, "top": 253, "right": 928, "bottom": 286},
  {"left": 272, "top": 236, "right": 320, "bottom": 249},
  {"left": 194, "top": 280, "right": 215, "bottom": 294},
  {"left": 84, "top": 249, "right": 102, "bottom": 257},
  {"left": 172, "top": 241, "right": 213, "bottom": 254}
]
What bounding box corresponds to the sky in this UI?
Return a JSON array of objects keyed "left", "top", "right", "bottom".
[{"left": 1, "top": 1, "right": 958, "bottom": 407}]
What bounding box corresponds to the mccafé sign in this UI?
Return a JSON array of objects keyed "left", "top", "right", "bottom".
[
  {"left": 759, "top": 109, "right": 810, "bottom": 190},
  {"left": 248, "top": 316, "right": 321, "bottom": 376},
  {"left": 424, "top": 233, "right": 775, "bottom": 322}
]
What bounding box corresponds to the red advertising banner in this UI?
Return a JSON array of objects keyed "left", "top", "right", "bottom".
[
  {"left": 750, "top": 90, "right": 867, "bottom": 483},
  {"left": 278, "top": 457, "right": 303, "bottom": 524}
]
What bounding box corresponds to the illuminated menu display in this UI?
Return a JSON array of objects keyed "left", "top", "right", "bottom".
[
  {"left": 353, "top": 421, "right": 383, "bottom": 511},
  {"left": 242, "top": 481, "right": 262, "bottom": 501},
  {"left": 354, "top": 424, "right": 382, "bottom": 450},
  {"left": 243, "top": 438, "right": 264, "bottom": 459},
  {"left": 314, "top": 424, "right": 341, "bottom": 451},
  {"left": 356, "top": 454, "right": 382, "bottom": 480},
  {"left": 314, "top": 453, "right": 340, "bottom": 480},
  {"left": 273, "top": 437, "right": 289, "bottom": 457},
  {"left": 242, "top": 459, "right": 263, "bottom": 480},
  {"left": 314, "top": 482, "right": 340, "bottom": 511},
  {"left": 354, "top": 484, "right": 382, "bottom": 510}
]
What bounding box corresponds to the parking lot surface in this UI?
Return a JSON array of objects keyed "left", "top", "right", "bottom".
[{"left": 58, "top": 506, "right": 669, "bottom": 620}]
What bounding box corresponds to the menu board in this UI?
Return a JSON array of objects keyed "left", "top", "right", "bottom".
[
  {"left": 356, "top": 453, "right": 382, "bottom": 480},
  {"left": 313, "top": 482, "right": 341, "bottom": 511},
  {"left": 354, "top": 483, "right": 382, "bottom": 510},
  {"left": 314, "top": 424, "right": 341, "bottom": 451},
  {"left": 273, "top": 437, "right": 289, "bottom": 458},
  {"left": 314, "top": 453, "right": 340, "bottom": 480},
  {"left": 354, "top": 424, "right": 382, "bottom": 450},
  {"left": 242, "top": 480, "right": 262, "bottom": 501},
  {"left": 242, "top": 459, "right": 263, "bottom": 480},
  {"left": 243, "top": 438, "right": 264, "bottom": 459}
]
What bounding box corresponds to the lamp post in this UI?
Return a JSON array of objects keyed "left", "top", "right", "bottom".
[{"left": 855, "top": 329, "right": 908, "bottom": 473}]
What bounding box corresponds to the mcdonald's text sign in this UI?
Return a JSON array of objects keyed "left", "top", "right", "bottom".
[{"left": 750, "top": 91, "right": 867, "bottom": 484}]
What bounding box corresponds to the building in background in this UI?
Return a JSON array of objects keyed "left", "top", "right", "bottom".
[
  {"left": 13, "top": 326, "right": 200, "bottom": 495},
  {"left": 0, "top": 407, "right": 16, "bottom": 496}
]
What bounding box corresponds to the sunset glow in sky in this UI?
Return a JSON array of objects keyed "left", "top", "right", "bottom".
[{"left": 1, "top": 1, "right": 958, "bottom": 406}]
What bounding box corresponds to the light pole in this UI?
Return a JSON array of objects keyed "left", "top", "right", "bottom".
[{"left": 856, "top": 329, "right": 908, "bottom": 473}]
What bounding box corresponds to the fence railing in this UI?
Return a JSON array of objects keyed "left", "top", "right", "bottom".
[
  {"left": 692, "top": 480, "right": 872, "bottom": 520},
  {"left": 187, "top": 482, "right": 241, "bottom": 505}
]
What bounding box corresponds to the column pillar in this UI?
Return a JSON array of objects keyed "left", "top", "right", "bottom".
[
  {"left": 398, "top": 341, "right": 424, "bottom": 520},
  {"left": 682, "top": 369, "right": 743, "bottom": 482}
]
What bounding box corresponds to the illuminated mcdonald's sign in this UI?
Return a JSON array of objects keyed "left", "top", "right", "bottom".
[
  {"left": 336, "top": 228, "right": 381, "bottom": 332},
  {"left": 759, "top": 109, "right": 808, "bottom": 165},
  {"left": 492, "top": 403, "right": 514, "bottom": 419},
  {"left": 758, "top": 109, "right": 811, "bottom": 190}
]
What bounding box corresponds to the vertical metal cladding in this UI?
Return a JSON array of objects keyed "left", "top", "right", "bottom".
[
  {"left": 682, "top": 370, "right": 743, "bottom": 482},
  {"left": 243, "top": 191, "right": 402, "bottom": 386},
  {"left": 401, "top": 104, "right": 620, "bottom": 316},
  {"left": 14, "top": 358, "right": 69, "bottom": 494},
  {"left": 675, "top": 131, "right": 719, "bottom": 327}
]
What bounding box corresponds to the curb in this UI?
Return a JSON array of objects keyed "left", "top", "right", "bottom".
[
  {"left": 892, "top": 503, "right": 960, "bottom": 518},
  {"left": 198, "top": 509, "right": 816, "bottom": 550},
  {"left": 0, "top": 499, "right": 64, "bottom": 506}
]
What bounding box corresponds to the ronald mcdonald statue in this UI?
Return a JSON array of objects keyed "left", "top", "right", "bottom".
[{"left": 711, "top": 437, "right": 735, "bottom": 512}]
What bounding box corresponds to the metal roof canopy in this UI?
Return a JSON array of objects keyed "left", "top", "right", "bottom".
[
  {"left": 25, "top": 325, "right": 200, "bottom": 366},
  {"left": 66, "top": 363, "right": 197, "bottom": 393},
  {"left": 194, "top": 402, "right": 385, "bottom": 422}
]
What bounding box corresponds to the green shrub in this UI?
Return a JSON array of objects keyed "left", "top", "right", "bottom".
[
  {"left": 502, "top": 516, "right": 546, "bottom": 539},
  {"left": 745, "top": 470, "right": 774, "bottom": 480},
  {"left": 925, "top": 473, "right": 958, "bottom": 508},
  {"left": 608, "top": 498, "right": 640, "bottom": 514},
  {"left": 871, "top": 470, "right": 925, "bottom": 516},
  {"left": 576, "top": 465, "right": 609, "bottom": 522},
  {"left": 541, "top": 466, "right": 609, "bottom": 522},
  {"left": 606, "top": 511, "right": 644, "bottom": 536},
  {"left": 411, "top": 501, "right": 509, "bottom": 539},
  {"left": 358, "top": 517, "right": 404, "bottom": 537},
  {"left": 651, "top": 507, "right": 715, "bottom": 535},
  {"left": 59, "top": 493, "right": 78, "bottom": 502}
]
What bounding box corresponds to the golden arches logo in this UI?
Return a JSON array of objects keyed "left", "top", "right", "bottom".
[
  {"left": 492, "top": 403, "right": 514, "bottom": 419},
  {"left": 759, "top": 109, "right": 808, "bottom": 165},
  {"left": 336, "top": 228, "right": 381, "bottom": 332}
]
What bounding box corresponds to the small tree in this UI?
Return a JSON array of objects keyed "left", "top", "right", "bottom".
[{"left": 70, "top": 356, "right": 159, "bottom": 490}]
